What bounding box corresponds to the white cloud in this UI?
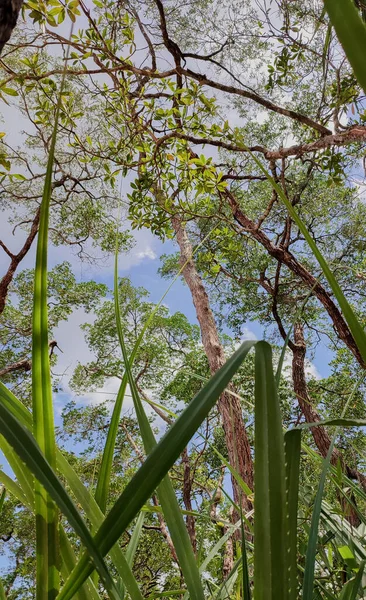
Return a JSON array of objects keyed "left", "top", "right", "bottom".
[
  {"left": 279, "top": 350, "right": 321, "bottom": 381},
  {"left": 53, "top": 307, "right": 95, "bottom": 382},
  {"left": 136, "top": 247, "right": 157, "bottom": 260},
  {"left": 240, "top": 326, "right": 258, "bottom": 341}
]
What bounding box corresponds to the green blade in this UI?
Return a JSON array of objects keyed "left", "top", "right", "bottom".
[
  {"left": 94, "top": 223, "right": 217, "bottom": 514},
  {"left": 324, "top": 0, "right": 366, "bottom": 94},
  {"left": 57, "top": 340, "right": 256, "bottom": 599},
  {"left": 247, "top": 150, "right": 366, "bottom": 365},
  {"left": 297, "top": 417, "right": 366, "bottom": 428},
  {"left": 0, "top": 381, "right": 143, "bottom": 600},
  {"left": 113, "top": 241, "right": 205, "bottom": 600},
  {"left": 254, "top": 341, "right": 288, "bottom": 600},
  {"left": 339, "top": 560, "right": 365, "bottom": 600},
  {"left": 31, "top": 85, "right": 60, "bottom": 600},
  {"left": 120, "top": 511, "right": 145, "bottom": 599},
  {"left": 0, "top": 395, "right": 121, "bottom": 600},
  {"left": 285, "top": 430, "right": 301, "bottom": 600},
  {"left": 0, "top": 436, "right": 34, "bottom": 507},
  {"left": 302, "top": 368, "right": 365, "bottom": 599},
  {"left": 240, "top": 504, "right": 252, "bottom": 600},
  {"left": 0, "top": 469, "right": 29, "bottom": 507},
  {"left": 0, "top": 486, "right": 5, "bottom": 512}
]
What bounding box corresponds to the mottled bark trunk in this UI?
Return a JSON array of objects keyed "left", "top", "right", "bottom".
[
  {"left": 292, "top": 323, "right": 361, "bottom": 527},
  {"left": 172, "top": 216, "right": 253, "bottom": 512},
  {"left": 0, "top": 0, "right": 23, "bottom": 54}
]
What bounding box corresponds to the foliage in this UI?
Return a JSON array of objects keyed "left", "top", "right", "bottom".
[{"left": 1, "top": 1, "right": 366, "bottom": 599}]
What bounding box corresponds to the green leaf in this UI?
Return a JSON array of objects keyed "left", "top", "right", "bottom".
[
  {"left": 240, "top": 504, "right": 252, "bottom": 600},
  {"left": 0, "top": 486, "right": 5, "bottom": 513},
  {"left": 285, "top": 430, "right": 301, "bottom": 600},
  {"left": 302, "top": 372, "right": 365, "bottom": 599},
  {"left": 0, "top": 393, "right": 121, "bottom": 600},
  {"left": 112, "top": 244, "right": 205, "bottom": 600},
  {"left": 31, "top": 48, "right": 63, "bottom": 598},
  {"left": 254, "top": 341, "right": 288, "bottom": 600},
  {"left": 0, "top": 469, "right": 29, "bottom": 507},
  {"left": 212, "top": 446, "right": 253, "bottom": 498},
  {"left": 338, "top": 560, "right": 365, "bottom": 600},
  {"left": 57, "top": 341, "right": 256, "bottom": 599},
  {"left": 324, "top": 0, "right": 366, "bottom": 94},
  {"left": 1, "top": 87, "right": 18, "bottom": 96},
  {"left": 0, "top": 579, "right": 5, "bottom": 600},
  {"left": 94, "top": 224, "right": 217, "bottom": 514},
  {"left": 247, "top": 150, "right": 366, "bottom": 365},
  {"left": 297, "top": 417, "right": 366, "bottom": 429},
  {"left": 0, "top": 382, "right": 143, "bottom": 599}
]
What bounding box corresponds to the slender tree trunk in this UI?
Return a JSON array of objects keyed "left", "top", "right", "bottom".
[
  {"left": 292, "top": 323, "right": 361, "bottom": 527},
  {"left": 171, "top": 216, "right": 253, "bottom": 512},
  {"left": 0, "top": 207, "right": 40, "bottom": 315},
  {"left": 181, "top": 447, "right": 197, "bottom": 553},
  {"left": 222, "top": 509, "right": 234, "bottom": 581}
]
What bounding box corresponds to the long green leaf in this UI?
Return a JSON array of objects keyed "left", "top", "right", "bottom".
[
  {"left": 113, "top": 243, "right": 205, "bottom": 600},
  {"left": 0, "top": 460, "right": 94, "bottom": 600},
  {"left": 120, "top": 511, "right": 145, "bottom": 600},
  {"left": 285, "top": 429, "right": 301, "bottom": 600},
  {"left": 0, "top": 396, "right": 121, "bottom": 600},
  {"left": 297, "top": 417, "right": 366, "bottom": 429},
  {"left": 95, "top": 224, "right": 217, "bottom": 514},
  {"left": 0, "top": 436, "right": 34, "bottom": 507},
  {"left": 212, "top": 446, "right": 253, "bottom": 498},
  {"left": 0, "top": 470, "right": 29, "bottom": 507},
  {"left": 0, "top": 579, "right": 5, "bottom": 600},
  {"left": 254, "top": 341, "right": 288, "bottom": 600},
  {"left": 0, "top": 381, "right": 143, "bottom": 600},
  {"left": 339, "top": 560, "right": 365, "bottom": 600},
  {"left": 302, "top": 372, "right": 365, "bottom": 599},
  {"left": 59, "top": 529, "right": 99, "bottom": 600},
  {"left": 324, "top": 0, "right": 366, "bottom": 94},
  {"left": 240, "top": 504, "right": 252, "bottom": 600},
  {"left": 197, "top": 520, "right": 242, "bottom": 575},
  {"left": 57, "top": 340, "right": 256, "bottom": 599},
  {"left": 31, "top": 38, "right": 76, "bottom": 598}
]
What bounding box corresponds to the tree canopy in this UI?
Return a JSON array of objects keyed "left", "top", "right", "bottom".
[{"left": 1, "top": 1, "right": 366, "bottom": 598}]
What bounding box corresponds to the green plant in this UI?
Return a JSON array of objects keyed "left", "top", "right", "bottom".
[{"left": 1, "top": 1, "right": 366, "bottom": 599}]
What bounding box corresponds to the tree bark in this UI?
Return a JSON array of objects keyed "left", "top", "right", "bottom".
[
  {"left": 0, "top": 0, "right": 23, "bottom": 54},
  {"left": 0, "top": 207, "right": 40, "bottom": 315},
  {"left": 181, "top": 447, "right": 197, "bottom": 553},
  {"left": 224, "top": 189, "right": 364, "bottom": 368},
  {"left": 292, "top": 322, "right": 362, "bottom": 527},
  {"left": 222, "top": 510, "right": 234, "bottom": 581},
  {"left": 171, "top": 215, "right": 254, "bottom": 512}
]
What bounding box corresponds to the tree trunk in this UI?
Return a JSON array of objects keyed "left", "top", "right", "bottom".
[
  {"left": 0, "top": 0, "right": 23, "bottom": 54},
  {"left": 225, "top": 189, "right": 364, "bottom": 368},
  {"left": 181, "top": 447, "right": 197, "bottom": 553},
  {"left": 292, "top": 322, "right": 361, "bottom": 527},
  {"left": 171, "top": 216, "right": 253, "bottom": 512},
  {"left": 222, "top": 508, "right": 234, "bottom": 581}
]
